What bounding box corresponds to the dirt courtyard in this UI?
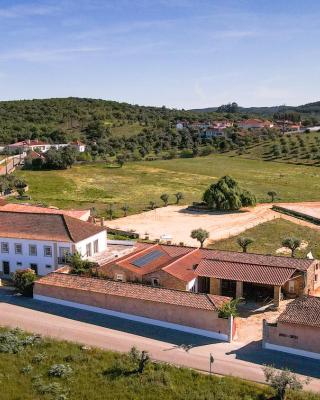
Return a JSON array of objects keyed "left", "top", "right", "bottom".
[
  {"left": 107, "top": 204, "right": 279, "bottom": 246},
  {"left": 277, "top": 201, "right": 320, "bottom": 220}
]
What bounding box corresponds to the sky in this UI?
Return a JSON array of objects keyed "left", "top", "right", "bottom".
[{"left": 0, "top": 0, "right": 319, "bottom": 109}]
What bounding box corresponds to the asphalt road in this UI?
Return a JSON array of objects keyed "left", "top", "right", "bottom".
[{"left": 0, "top": 289, "right": 319, "bottom": 393}]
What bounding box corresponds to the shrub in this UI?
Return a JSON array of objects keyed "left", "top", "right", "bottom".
[
  {"left": 0, "top": 329, "right": 41, "bottom": 354},
  {"left": 218, "top": 299, "right": 239, "bottom": 318},
  {"left": 12, "top": 269, "right": 36, "bottom": 296},
  {"left": 48, "top": 364, "right": 73, "bottom": 378}
]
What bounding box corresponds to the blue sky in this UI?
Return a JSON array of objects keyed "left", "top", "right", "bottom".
[{"left": 0, "top": 0, "right": 319, "bottom": 108}]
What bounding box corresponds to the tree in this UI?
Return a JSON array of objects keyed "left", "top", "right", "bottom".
[
  {"left": 121, "top": 204, "right": 129, "bottom": 217},
  {"left": 267, "top": 191, "right": 277, "bottom": 202},
  {"left": 149, "top": 201, "right": 156, "bottom": 210},
  {"left": 218, "top": 299, "right": 239, "bottom": 318},
  {"left": 128, "top": 347, "right": 150, "bottom": 374},
  {"left": 174, "top": 192, "right": 184, "bottom": 204},
  {"left": 69, "top": 252, "right": 98, "bottom": 276},
  {"left": 282, "top": 237, "right": 301, "bottom": 258},
  {"left": 12, "top": 269, "right": 36, "bottom": 296},
  {"left": 116, "top": 154, "right": 126, "bottom": 168},
  {"left": 191, "top": 228, "right": 209, "bottom": 248},
  {"left": 237, "top": 237, "right": 254, "bottom": 253},
  {"left": 61, "top": 146, "right": 77, "bottom": 168},
  {"left": 160, "top": 193, "right": 169, "bottom": 206},
  {"left": 107, "top": 203, "right": 115, "bottom": 220},
  {"left": 203, "top": 176, "right": 256, "bottom": 211},
  {"left": 263, "top": 365, "right": 309, "bottom": 400}
]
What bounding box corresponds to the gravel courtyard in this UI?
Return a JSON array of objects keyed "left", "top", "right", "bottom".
[{"left": 107, "top": 204, "right": 279, "bottom": 246}]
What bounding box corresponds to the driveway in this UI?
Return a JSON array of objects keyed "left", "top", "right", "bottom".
[{"left": 0, "top": 289, "right": 319, "bottom": 392}]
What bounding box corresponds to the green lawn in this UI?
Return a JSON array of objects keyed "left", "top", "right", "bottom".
[
  {"left": 14, "top": 154, "right": 320, "bottom": 216},
  {"left": 0, "top": 327, "right": 318, "bottom": 400},
  {"left": 209, "top": 218, "right": 320, "bottom": 259}
]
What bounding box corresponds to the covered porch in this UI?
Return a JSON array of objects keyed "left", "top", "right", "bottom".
[{"left": 195, "top": 258, "right": 299, "bottom": 308}]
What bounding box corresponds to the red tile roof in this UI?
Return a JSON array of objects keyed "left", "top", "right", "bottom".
[
  {"left": 101, "top": 244, "right": 194, "bottom": 276},
  {"left": 195, "top": 259, "right": 296, "bottom": 286},
  {"left": 36, "top": 272, "right": 231, "bottom": 311},
  {"left": 199, "top": 249, "right": 314, "bottom": 271},
  {"left": 0, "top": 211, "right": 105, "bottom": 242},
  {"left": 278, "top": 296, "right": 320, "bottom": 328},
  {"left": 163, "top": 249, "right": 201, "bottom": 282},
  {"left": 0, "top": 203, "right": 90, "bottom": 220}
]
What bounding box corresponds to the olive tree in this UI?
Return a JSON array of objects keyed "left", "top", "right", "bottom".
[
  {"left": 282, "top": 237, "right": 301, "bottom": 258},
  {"left": 191, "top": 228, "right": 209, "bottom": 248},
  {"left": 263, "top": 365, "right": 309, "bottom": 400},
  {"left": 160, "top": 193, "right": 169, "bottom": 206},
  {"left": 174, "top": 192, "right": 184, "bottom": 204},
  {"left": 237, "top": 237, "right": 254, "bottom": 253}
]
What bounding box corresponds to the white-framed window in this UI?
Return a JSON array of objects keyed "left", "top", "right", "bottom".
[
  {"left": 44, "top": 246, "right": 52, "bottom": 257},
  {"left": 86, "top": 243, "right": 92, "bottom": 257},
  {"left": 15, "top": 243, "right": 22, "bottom": 254},
  {"left": 29, "top": 244, "right": 37, "bottom": 256},
  {"left": 1, "top": 242, "right": 9, "bottom": 253},
  {"left": 116, "top": 274, "right": 124, "bottom": 282},
  {"left": 93, "top": 240, "right": 99, "bottom": 254},
  {"left": 151, "top": 278, "right": 160, "bottom": 287}
]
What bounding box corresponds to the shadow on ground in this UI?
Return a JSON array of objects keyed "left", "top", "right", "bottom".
[
  {"left": 0, "top": 290, "right": 218, "bottom": 348},
  {"left": 227, "top": 341, "right": 320, "bottom": 379}
]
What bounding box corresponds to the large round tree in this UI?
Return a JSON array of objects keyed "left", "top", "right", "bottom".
[{"left": 203, "top": 175, "right": 256, "bottom": 211}]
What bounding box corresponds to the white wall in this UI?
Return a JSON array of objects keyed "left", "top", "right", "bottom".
[
  {"left": 75, "top": 230, "right": 107, "bottom": 258},
  {"left": 0, "top": 237, "right": 71, "bottom": 276}
]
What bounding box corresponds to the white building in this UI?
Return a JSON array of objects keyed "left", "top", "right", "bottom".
[
  {"left": 0, "top": 211, "right": 106, "bottom": 276},
  {"left": 6, "top": 140, "right": 86, "bottom": 154}
]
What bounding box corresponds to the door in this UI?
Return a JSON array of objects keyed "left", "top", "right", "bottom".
[
  {"left": 2, "top": 261, "right": 10, "bottom": 275},
  {"left": 30, "top": 264, "right": 38, "bottom": 275},
  {"left": 288, "top": 280, "right": 295, "bottom": 294},
  {"left": 59, "top": 247, "right": 70, "bottom": 263}
]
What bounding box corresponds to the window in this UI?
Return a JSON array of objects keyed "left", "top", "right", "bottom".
[
  {"left": 29, "top": 245, "right": 37, "bottom": 256},
  {"left": 44, "top": 246, "right": 52, "bottom": 257},
  {"left": 315, "top": 274, "right": 318, "bottom": 282},
  {"left": 289, "top": 335, "right": 298, "bottom": 339},
  {"left": 16, "top": 262, "right": 22, "bottom": 267},
  {"left": 288, "top": 280, "right": 295, "bottom": 293},
  {"left": 93, "top": 240, "right": 99, "bottom": 254},
  {"left": 86, "top": 243, "right": 92, "bottom": 257},
  {"left": 15, "top": 243, "right": 22, "bottom": 254},
  {"left": 279, "top": 333, "right": 288, "bottom": 338},
  {"left": 151, "top": 278, "right": 160, "bottom": 287},
  {"left": 45, "top": 265, "right": 52, "bottom": 269},
  {"left": 116, "top": 274, "right": 124, "bottom": 282},
  {"left": 1, "top": 242, "right": 9, "bottom": 253}
]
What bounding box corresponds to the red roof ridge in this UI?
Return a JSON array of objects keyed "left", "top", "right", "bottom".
[{"left": 201, "top": 257, "right": 298, "bottom": 270}]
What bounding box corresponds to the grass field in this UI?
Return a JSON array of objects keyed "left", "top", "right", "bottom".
[
  {"left": 228, "top": 131, "right": 320, "bottom": 166},
  {"left": 110, "top": 122, "right": 144, "bottom": 137},
  {"left": 1, "top": 327, "right": 318, "bottom": 400},
  {"left": 15, "top": 154, "right": 320, "bottom": 216},
  {"left": 209, "top": 217, "right": 320, "bottom": 259}
]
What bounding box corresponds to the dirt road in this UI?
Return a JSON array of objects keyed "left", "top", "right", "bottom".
[{"left": 108, "top": 204, "right": 279, "bottom": 246}]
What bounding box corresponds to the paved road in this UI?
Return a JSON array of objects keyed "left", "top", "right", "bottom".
[{"left": 0, "top": 290, "right": 319, "bottom": 392}]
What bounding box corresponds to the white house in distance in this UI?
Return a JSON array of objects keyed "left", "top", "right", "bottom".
[
  {"left": 238, "top": 119, "right": 274, "bottom": 130},
  {"left": 0, "top": 210, "right": 106, "bottom": 276},
  {"left": 6, "top": 139, "right": 86, "bottom": 153}
]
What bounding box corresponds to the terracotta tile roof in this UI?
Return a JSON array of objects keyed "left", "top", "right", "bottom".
[
  {"left": 8, "top": 140, "right": 48, "bottom": 147},
  {"left": 0, "top": 203, "right": 90, "bottom": 220},
  {"left": 101, "top": 244, "right": 194, "bottom": 276},
  {"left": 0, "top": 211, "right": 105, "bottom": 242},
  {"left": 195, "top": 259, "right": 296, "bottom": 286},
  {"left": 163, "top": 249, "right": 201, "bottom": 282},
  {"left": 278, "top": 296, "right": 320, "bottom": 328},
  {"left": 199, "top": 249, "right": 314, "bottom": 271},
  {"left": 36, "top": 272, "right": 231, "bottom": 311}
]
